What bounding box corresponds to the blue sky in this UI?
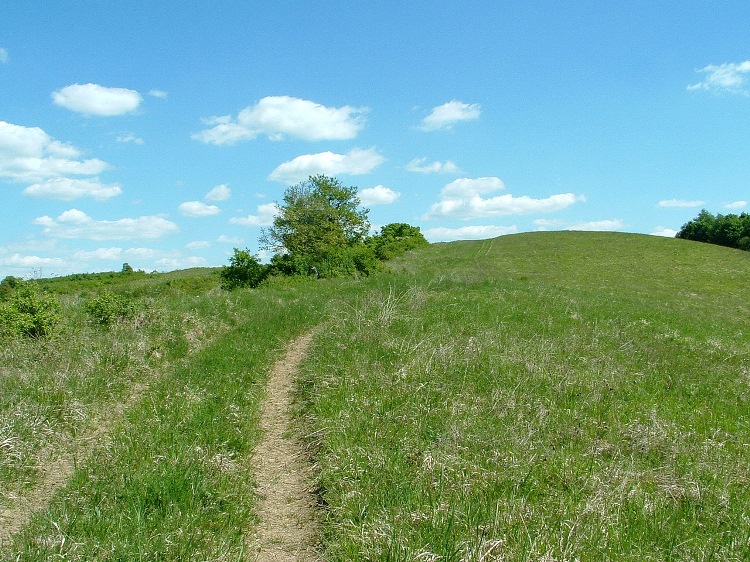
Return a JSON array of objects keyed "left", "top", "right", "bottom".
[{"left": 1, "top": 1, "right": 749, "bottom": 278}]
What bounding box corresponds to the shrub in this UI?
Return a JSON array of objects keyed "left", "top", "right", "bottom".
[
  {"left": 220, "top": 248, "right": 270, "bottom": 290},
  {"left": 85, "top": 292, "right": 136, "bottom": 326},
  {"left": 367, "top": 223, "right": 430, "bottom": 260},
  {"left": 0, "top": 284, "right": 61, "bottom": 338}
]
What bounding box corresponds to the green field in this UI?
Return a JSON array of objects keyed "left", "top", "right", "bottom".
[{"left": 1, "top": 232, "right": 749, "bottom": 560}]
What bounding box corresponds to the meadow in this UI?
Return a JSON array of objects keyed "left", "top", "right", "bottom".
[{"left": 1, "top": 232, "right": 748, "bottom": 561}]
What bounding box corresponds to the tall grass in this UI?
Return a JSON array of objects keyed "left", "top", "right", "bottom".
[
  {"left": 3, "top": 232, "right": 749, "bottom": 561},
  {"left": 1, "top": 273, "right": 366, "bottom": 559},
  {"left": 299, "top": 232, "right": 750, "bottom": 560}
]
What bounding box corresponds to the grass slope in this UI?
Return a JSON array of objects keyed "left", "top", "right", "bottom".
[
  {"left": 300, "top": 232, "right": 750, "bottom": 561},
  {"left": 2, "top": 231, "right": 748, "bottom": 561}
]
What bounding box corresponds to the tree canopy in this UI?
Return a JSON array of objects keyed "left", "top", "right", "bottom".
[
  {"left": 260, "top": 175, "right": 370, "bottom": 259},
  {"left": 221, "top": 176, "right": 430, "bottom": 289},
  {"left": 676, "top": 209, "right": 750, "bottom": 251}
]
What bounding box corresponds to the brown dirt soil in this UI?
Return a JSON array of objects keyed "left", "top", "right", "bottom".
[{"left": 248, "top": 331, "right": 321, "bottom": 561}]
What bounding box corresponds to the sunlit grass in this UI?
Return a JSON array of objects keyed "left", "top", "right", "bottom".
[
  {"left": 299, "top": 232, "right": 750, "bottom": 560},
  {"left": 2, "top": 232, "right": 749, "bottom": 560}
]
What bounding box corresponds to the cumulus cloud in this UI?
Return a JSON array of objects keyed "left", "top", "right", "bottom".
[
  {"left": 566, "top": 219, "right": 625, "bottom": 231},
  {"left": 229, "top": 203, "right": 278, "bottom": 226},
  {"left": 149, "top": 89, "right": 168, "bottom": 98},
  {"left": 0, "top": 48, "right": 8, "bottom": 64},
  {"left": 33, "top": 209, "right": 179, "bottom": 240},
  {"left": 652, "top": 227, "right": 678, "bottom": 237},
  {"left": 423, "top": 225, "right": 518, "bottom": 242},
  {"left": 0, "top": 121, "right": 109, "bottom": 184},
  {"left": 52, "top": 83, "right": 143, "bottom": 116},
  {"left": 421, "top": 100, "right": 481, "bottom": 131},
  {"left": 425, "top": 177, "right": 584, "bottom": 220},
  {"left": 72, "top": 247, "right": 123, "bottom": 261},
  {"left": 268, "top": 147, "right": 384, "bottom": 185},
  {"left": 0, "top": 253, "right": 66, "bottom": 269},
  {"left": 359, "top": 185, "right": 401, "bottom": 206},
  {"left": 724, "top": 200, "right": 747, "bottom": 210},
  {"left": 178, "top": 201, "right": 221, "bottom": 217},
  {"left": 688, "top": 61, "right": 750, "bottom": 95},
  {"left": 23, "top": 177, "right": 121, "bottom": 200},
  {"left": 156, "top": 256, "right": 207, "bottom": 269},
  {"left": 535, "top": 218, "right": 625, "bottom": 232},
  {"left": 193, "top": 96, "right": 367, "bottom": 144},
  {"left": 218, "top": 234, "right": 244, "bottom": 244},
  {"left": 406, "top": 158, "right": 460, "bottom": 174},
  {"left": 657, "top": 199, "right": 706, "bottom": 208},
  {"left": 186, "top": 240, "right": 210, "bottom": 250},
  {"left": 205, "top": 184, "right": 231, "bottom": 201}
]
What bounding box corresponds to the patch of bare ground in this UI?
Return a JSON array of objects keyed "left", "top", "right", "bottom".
[
  {"left": 248, "top": 331, "right": 321, "bottom": 562},
  {"left": 0, "top": 382, "right": 148, "bottom": 547}
]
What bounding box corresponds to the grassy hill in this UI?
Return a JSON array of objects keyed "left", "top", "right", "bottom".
[{"left": 2, "top": 232, "right": 748, "bottom": 560}]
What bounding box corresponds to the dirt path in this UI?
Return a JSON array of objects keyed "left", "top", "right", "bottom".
[{"left": 248, "top": 331, "right": 320, "bottom": 562}]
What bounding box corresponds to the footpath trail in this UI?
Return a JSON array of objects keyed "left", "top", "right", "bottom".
[{"left": 249, "top": 331, "right": 320, "bottom": 562}]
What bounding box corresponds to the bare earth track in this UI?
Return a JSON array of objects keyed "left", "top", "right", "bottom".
[{"left": 248, "top": 331, "right": 320, "bottom": 562}]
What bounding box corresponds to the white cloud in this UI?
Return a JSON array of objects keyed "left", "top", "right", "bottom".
[
  {"left": 156, "top": 256, "right": 207, "bottom": 269},
  {"left": 423, "top": 225, "right": 518, "bottom": 242},
  {"left": 0, "top": 121, "right": 109, "bottom": 183},
  {"left": 652, "top": 227, "right": 678, "bottom": 237},
  {"left": 218, "top": 234, "right": 244, "bottom": 244},
  {"left": 52, "top": 83, "right": 142, "bottom": 116},
  {"left": 724, "top": 200, "right": 747, "bottom": 210},
  {"left": 0, "top": 48, "right": 8, "bottom": 64},
  {"left": 566, "top": 219, "right": 625, "bottom": 231},
  {"left": 33, "top": 209, "right": 179, "bottom": 240},
  {"left": 23, "top": 177, "right": 121, "bottom": 200},
  {"left": 688, "top": 61, "right": 750, "bottom": 95},
  {"left": 0, "top": 253, "right": 66, "bottom": 269},
  {"left": 229, "top": 203, "right": 278, "bottom": 226},
  {"left": 116, "top": 133, "right": 143, "bottom": 145},
  {"left": 186, "top": 240, "right": 210, "bottom": 250},
  {"left": 425, "top": 177, "right": 584, "bottom": 220},
  {"left": 149, "top": 89, "right": 168, "bottom": 98},
  {"left": 421, "top": 100, "right": 481, "bottom": 131},
  {"left": 72, "top": 247, "right": 123, "bottom": 261},
  {"left": 193, "top": 96, "right": 367, "bottom": 144},
  {"left": 535, "top": 218, "right": 625, "bottom": 232},
  {"left": 533, "top": 218, "right": 566, "bottom": 229},
  {"left": 178, "top": 200, "right": 221, "bottom": 217},
  {"left": 657, "top": 199, "right": 706, "bottom": 208},
  {"left": 268, "top": 147, "right": 384, "bottom": 184},
  {"left": 359, "top": 185, "right": 401, "bottom": 206},
  {"left": 406, "top": 158, "right": 460, "bottom": 174},
  {"left": 125, "top": 247, "right": 159, "bottom": 259},
  {"left": 205, "top": 183, "right": 231, "bottom": 201}
]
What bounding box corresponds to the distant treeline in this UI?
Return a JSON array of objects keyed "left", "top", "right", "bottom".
[{"left": 676, "top": 209, "right": 750, "bottom": 251}]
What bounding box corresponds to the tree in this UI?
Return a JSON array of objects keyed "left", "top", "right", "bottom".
[
  {"left": 260, "top": 175, "right": 371, "bottom": 275},
  {"left": 676, "top": 209, "right": 750, "bottom": 251},
  {"left": 220, "top": 248, "right": 269, "bottom": 290},
  {"left": 367, "top": 223, "right": 430, "bottom": 260}
]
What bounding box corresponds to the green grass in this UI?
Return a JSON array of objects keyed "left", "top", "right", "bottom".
[
  {"left": 299, "top": 232, "right": 750, "bottom": 560},
  {"left": 2, "top": 231, "right": 749, "bottom": 560}
]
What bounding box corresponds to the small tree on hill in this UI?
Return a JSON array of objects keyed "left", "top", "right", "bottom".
[
  {"left": 220, "top": 248, "right": 269, "bottom": 290},
  {"left": 260, "top": 175, "right": 374, "bottom": 276},
  {"left": 367, "top": 223, "right": 430, "bottom": 260}
]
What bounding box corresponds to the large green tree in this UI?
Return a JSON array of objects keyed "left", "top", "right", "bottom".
[
  {"left": 676, "top": 209, "right": 750, "bottom": 251},
  {"left": 260, "top": 175, "right": 371, "bottom": 272}
]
